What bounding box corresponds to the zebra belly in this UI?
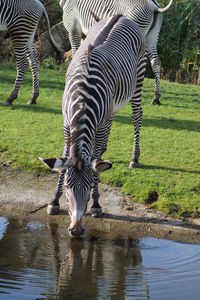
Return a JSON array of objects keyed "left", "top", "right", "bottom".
[
  {"left": 0, "top": 24, "right": 7, "bottom": 31},
  {"left": 113, "top": 72, "right": 137, "bottom": 113},
  {"left": 113, "top": 94, "right": 133, "bottom": 112},
  {"left": 113, "top": 100, "right": 129, "bottom": 112}
]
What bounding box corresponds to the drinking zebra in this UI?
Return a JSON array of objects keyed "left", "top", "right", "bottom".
[
  {"left": 0, "top": 0, "right": 60, "bottom": 105},
  {"left": 60, "top": 0, "right": 173, "bottom": 105},
  {"left": 40, "top": 14, "right": 146, "bottom": 236}
]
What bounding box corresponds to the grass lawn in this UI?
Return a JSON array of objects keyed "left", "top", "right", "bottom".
[{"left": 0, "top": 61, "right": 200, "bottom": 218}]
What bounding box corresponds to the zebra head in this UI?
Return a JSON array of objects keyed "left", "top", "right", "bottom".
[{"left": 40, "top": 157, "right": 112, "bottom": 237}]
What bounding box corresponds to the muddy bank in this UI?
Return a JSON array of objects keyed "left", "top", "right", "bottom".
[{"left": 0, "top": 169, "right": 200, "bottom": 243}]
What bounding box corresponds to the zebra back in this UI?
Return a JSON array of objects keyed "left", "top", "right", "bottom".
[{"left": 64, "top": 15, "right": 146, "bottom": 136}]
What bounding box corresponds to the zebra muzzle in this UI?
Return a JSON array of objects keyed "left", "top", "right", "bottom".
[
  {"left": 68, "top": 226, "right": 85, "bottom": 237},
  {"left": 68, "top": 213, "right": 85, "bottom": 237}
]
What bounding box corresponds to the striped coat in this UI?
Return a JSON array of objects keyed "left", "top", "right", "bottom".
[{"left": 41, "top": 15, "right": 147, "bottom": 236}]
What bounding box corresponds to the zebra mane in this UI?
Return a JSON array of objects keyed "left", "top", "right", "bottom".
[
  {"left": 70, "top": 102, "right": 86, "bottom": 159},
  {"left": 70, "top": 15, "right": 124, "bottom": 160},
  {"left": 87, "top": 14, "right": 123, "bottom": 59},
  {"left": 70, "top": 156, "right": 84, "bottom": 172}
]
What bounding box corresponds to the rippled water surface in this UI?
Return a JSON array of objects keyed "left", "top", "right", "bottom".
[{"left": 0, "top": 217, "right": 200, "bottom": 300}]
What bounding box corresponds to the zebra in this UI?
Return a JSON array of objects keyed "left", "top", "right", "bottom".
[
  {"left": 0, "top": 0, "right": 60, "bottom": 105},
  {"left": 59, "top": 0, "right": 173, "bottom": 105},
  {"left": 40, "top": 14, "right": 147, "bottom": 236}
]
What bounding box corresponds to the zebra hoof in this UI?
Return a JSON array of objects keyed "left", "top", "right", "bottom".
[
  {"left": 4, "top": 101, "right": 12, "bottom": 106},
  {"left": 27, "top": 99, "right": 37, "bottom": 105},
  {"left": 90, "top": 207, "right": 102, "bottom": 218},
  {"left": 129, "top": 161, "right": 139, "bottom": 168},
  {"left": 47, "top": 204, "right": 60, "bottom": 215},
  {"left": 151, "top": 98, "right": 161, "bottom": 105}
]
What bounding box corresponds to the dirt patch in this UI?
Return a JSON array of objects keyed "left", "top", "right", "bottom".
[{"left": 0, "top": 168, "right": 200, "bottom": 243}]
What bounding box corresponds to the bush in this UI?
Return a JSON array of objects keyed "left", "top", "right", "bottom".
[
  {"left": 158, "top": 0, "right": 200, "bottom": 84},
  {"left": 40, "top": 57, "right": 59, "bottom": 69}
]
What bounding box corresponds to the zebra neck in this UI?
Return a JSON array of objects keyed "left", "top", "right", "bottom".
[
  {"left": 69, "top": 104, "right": 96, "bottom": 162},
  {"left": 69, "top": 127, "right": 95, "bottom": 162}
]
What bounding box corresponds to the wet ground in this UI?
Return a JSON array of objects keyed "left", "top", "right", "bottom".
[{"left": 0, "top": 217, "right": 200, "bottom": 300}]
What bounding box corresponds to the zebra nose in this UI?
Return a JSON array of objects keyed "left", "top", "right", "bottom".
[{"left": 68, "top": 227, "right": 85, "bottom": 237}]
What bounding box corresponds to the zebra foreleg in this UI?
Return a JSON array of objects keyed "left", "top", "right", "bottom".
[
  {"left": 91, "top": 172, "right": 102, "bottom": 218},
  {"left": 47, "top": 125, "right": 70, "bottom": 215},
  {"left": 47, "top": 169, "right": 66, "bottom": 215},
  {"left": 90, "top": 120, "right": 113, "bottom": 217}
]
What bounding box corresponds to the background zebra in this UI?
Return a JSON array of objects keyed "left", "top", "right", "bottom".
[
  {"left": 60, "top": 0, "right": 173, "bottom": 105},
  {"left": 40, "top": 14, "right": 147, "bottom": 236},
  {"left": 0, "top": 0, "right": 60, "bottom": 105}
]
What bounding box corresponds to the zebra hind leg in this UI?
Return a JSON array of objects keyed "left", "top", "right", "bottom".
[
  {"left": 129, "top": 55, "right": 146, "bottom": 168},
  {"left": 90, "top": 172, "right": 102, "bottom": 218},
  {"left": 27, "top": 37, "right": 39, "bottom": 105},
  {"left": 129, "top": 105, "right": 143, "bottom": 168},
  {"left": 146, "top": 12, "right": 162, "bottom": 105},
  {"left": 148, "top": 53, "right": 161, "bottom": 105},
  {"left": 151, "top": 58, "right": 161, "bottom": 106},
  {"left": 90, "top": 120, "right": 113, "bottom": 217},
  {"left": 4, "top": 49, "right": 28, "bottom": 106}
]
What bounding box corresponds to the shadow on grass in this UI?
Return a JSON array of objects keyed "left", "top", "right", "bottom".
[
  {"left": 0, "top": 75, "right": 65, "bottom": 91},
  {"left": 0, "top": 102, "right": 62, "bottom": 115},
  {"left": 160, "top": 96, "right": 200, "bottom": 108},
  {"left": 39, "top": 79, "right": 65, "bottom": 91},
  {"left": 114, "top": 114, "right": 200, "bottom": 132},
  {"left": 113, "top": 160, "right": 200, "bottom": 175},
  {"left": 140, "top": 163, "right": 200, "bottom": 175},
  {"left": 161, "top": 89, "right": 200, "bottom": 98},
  {"left": 159, "top": 103, "right": 194, "bottom": 110}
]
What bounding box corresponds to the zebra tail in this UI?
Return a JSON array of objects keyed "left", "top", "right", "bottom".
[
  {"left": 42, "top": 7, "right": 63, "bottom": 61},
  {"left": 155, "top": 0, "right": 173, "bottom": 13}
]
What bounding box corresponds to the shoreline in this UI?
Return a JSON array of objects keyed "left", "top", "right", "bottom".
[{"left": 1, "top": 169, "right": 200, "bottom": 243}]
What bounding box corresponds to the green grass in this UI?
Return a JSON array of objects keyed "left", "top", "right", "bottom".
[{"left": 0, "top": 62, "right": 200, "bottom": 218}]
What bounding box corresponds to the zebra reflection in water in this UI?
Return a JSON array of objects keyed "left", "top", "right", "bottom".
[{"left": 49, "top": 223, "right": 150, "bottom": 300}]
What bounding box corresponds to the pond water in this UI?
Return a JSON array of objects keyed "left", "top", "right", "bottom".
[{"left": 0, "top": 217, "right": 200, "bottom": 300}]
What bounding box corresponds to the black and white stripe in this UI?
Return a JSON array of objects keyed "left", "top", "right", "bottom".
[
  {"left": 44, "top": 15, "right": 146, "bottom": 231},
  {"left": 0, "top": 0, "right": 60, "bottom": 105},
  {"left": 60, "top": 0, "right": 173, "bottom": 105}
]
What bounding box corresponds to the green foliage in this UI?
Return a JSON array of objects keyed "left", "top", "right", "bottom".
[
  {"left": 159, "top": 0, "right": 200, "bottom": 82},
  {"left": 0, "top": 63, "right": 200, "bottom": 218},
  {"left": 41, "top": 57, "right": 60, "bottom": 70}
]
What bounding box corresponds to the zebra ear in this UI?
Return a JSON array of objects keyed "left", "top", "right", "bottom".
[
  {"left": 91, "top": 159, "right": 112, "bottom": 173},
  {"left": 39, "top": 157, "right": 68, "bottom": 171}
]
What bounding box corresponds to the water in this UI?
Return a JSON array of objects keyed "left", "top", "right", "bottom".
[{"left": 0, "top": 217, "right": 200, "bottom": 300}]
